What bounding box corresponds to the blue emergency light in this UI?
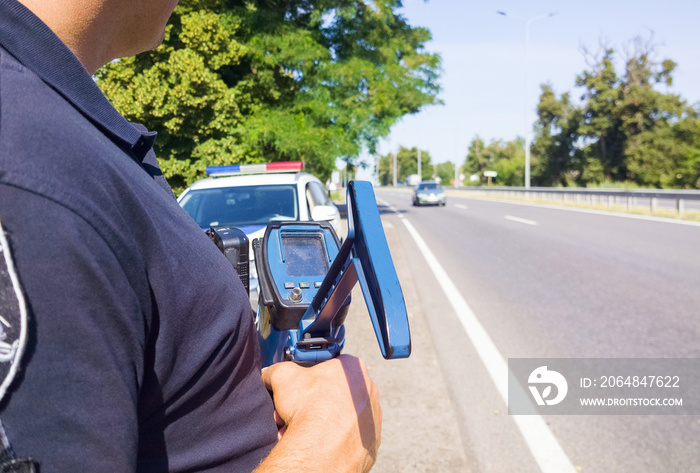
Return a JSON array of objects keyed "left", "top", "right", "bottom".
[{"left": 206, "top": 161, "right": 304, "bottom": 177}]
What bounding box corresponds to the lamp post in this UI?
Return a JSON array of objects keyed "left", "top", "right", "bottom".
[
  {"left": 497, "top": 10, "right": 557, "bottom": 189},
  {"left": 417, "top": 149, "right": 421, "bottom": 181}
]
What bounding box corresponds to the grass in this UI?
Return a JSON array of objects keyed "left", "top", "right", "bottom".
[{"left": 330, "top": 189, "right": 345, "bottom": 204}]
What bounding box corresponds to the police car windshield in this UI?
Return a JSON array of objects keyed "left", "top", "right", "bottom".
[
  {"left": 180, "top": 185, "right": 299, "bottom": 229},
  {"left": 417, "top": 183, "right": 439, "bottom": 191}
]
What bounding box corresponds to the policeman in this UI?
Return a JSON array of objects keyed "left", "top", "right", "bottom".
[{"left": 0, "top": 0, "right": 381, "bottom": 471}]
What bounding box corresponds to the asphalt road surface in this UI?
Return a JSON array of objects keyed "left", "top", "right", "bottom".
[{"left": 343, "top": 188, "right": 700, "bottom": 473}]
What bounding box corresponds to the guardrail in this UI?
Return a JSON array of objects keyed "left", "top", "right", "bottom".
[{"left": 450, "top": 186, "right": 700, "bottom": 216}]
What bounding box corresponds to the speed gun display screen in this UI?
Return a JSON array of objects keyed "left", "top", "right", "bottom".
[
  {"left": 253, "top": 182, "right": 411, "bottom": 367},
  {"left": 282, "top": 235, "right": 329, "bottom": 277}
]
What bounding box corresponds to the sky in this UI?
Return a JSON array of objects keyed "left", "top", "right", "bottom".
[{"left": 354, "top": 0, "right": 700, "bottom": 181}]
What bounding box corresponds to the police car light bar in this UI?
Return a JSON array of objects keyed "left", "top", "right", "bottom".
[{"left": 206, "top": 161, "right": 304, "bottom": 177}]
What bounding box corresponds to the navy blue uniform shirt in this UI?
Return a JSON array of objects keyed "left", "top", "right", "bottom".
[{"left": 0, "top": 0, "right": 278, "bottom": 470}]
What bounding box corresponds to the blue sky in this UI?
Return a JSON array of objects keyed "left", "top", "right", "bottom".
[{"left": 354, "top": 0, "right": 700, "bottom": 180}]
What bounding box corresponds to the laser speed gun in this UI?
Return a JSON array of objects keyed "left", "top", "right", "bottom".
[{"left": 252, "top": 180, "right": 411, "bottom": 367}]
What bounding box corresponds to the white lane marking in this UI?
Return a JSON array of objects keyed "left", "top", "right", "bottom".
[
  {"left": 505, "top": 215, "right": 538, "bottom": 226},
  {"left": 462, "top": 196, "right": 700, "bottom": 227},
  {"left": 377, "top": 198, "right": 400, "bottom": 216},
  {"left": 455, "top": 204, "right": 468, "bottom": 210},
  {"left": 397, "top": 215, "right": 576, "bottom": 473}
]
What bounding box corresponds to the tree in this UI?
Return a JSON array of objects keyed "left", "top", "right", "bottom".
[
  {"left": 96, "top": 0, "right": 441, "bottom": 193},
  {"left": 487, "top": 138, "right": 525, "bottom": 186},
  {"left": 377, "top": 146, "right": 431, "bottom": 185},
  {"left": 574, "top": 37, "right": 697, "bottom": 187},
  {"left": 462, "top": 136, "right": 489, "bottom": 184},
  {"left": 626, "top": 112, "right": 700, "bottom": 188},
  {"left": 526, "top": 35, "right": 700, "bottom": 189},
  {"left": 666, "top": 113, "right": 700, "bottom": 189},
  {"left": 434, "top": 161, "right": 454, "bottom": 184},
  {"left": 531, "top": 84, "right": 582, "bottom": 186},
  {"left": 576, "top": 47, "right": 627, "bottom": 181},
  {"left": 460, "top": 137, "right": 524, "bottom": 186}
]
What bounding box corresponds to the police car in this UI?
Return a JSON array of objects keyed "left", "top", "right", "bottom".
[{"left": 177, "top": 161, "right": 342, "bottom": 306}]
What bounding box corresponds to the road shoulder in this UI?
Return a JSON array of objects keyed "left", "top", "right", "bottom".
[{"left": 342, "top": 214, "right": 470, "bottom": 472}]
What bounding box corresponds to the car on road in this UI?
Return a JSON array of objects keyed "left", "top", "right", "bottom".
[
  {"left": 412, "top": 181, "right": 446, "bottom": 206},
  {"left": 177, "top": 161, "right": 342, "bottom": 306}
]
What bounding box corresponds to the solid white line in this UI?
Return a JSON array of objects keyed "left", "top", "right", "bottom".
[
  {"left": 454, "top": 204, "right": 468, "bottom": 209},
  {"left": 505, "top": 215, "right": 538, "bottom": 226},
  {"left": 377, "top": 198, "right": 400, "bottom": 216},
  {"left": 459, "top": 195, "right": 700, "bottom": 227},
  {"left": 399, "top": 216, "right": 576, "bottom": 473}
]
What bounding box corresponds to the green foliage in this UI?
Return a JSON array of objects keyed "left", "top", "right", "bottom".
[
  {"left": 461, "top": 137, "right": 524, "bottom": 186},
  {"left": 377, "top": 146, "right": 431, "bottom": 185},
  {"left": 531, "top": 84, "right": 583, "bottom": 186},
  {"left": 525, "top": 37, "right": 700, "bottom": 189},
  {"left": 486, "top": 139, "right": 525, "bottom": 186},
  {"left": 96, "top": 0, "right": 441, "bottom": 193},
  {"left": 455, "top": 38, "right": 700, "bottom": 190},
  {"left": 434, "top": 161, "right": 455, "bottom": 184},
  {"left": 461, "top": 136, "right": 488, "bottom": 184},
  {"left": 583, "top": 179, "right": 645, "bottom": 189},
  {"left": 573, "top": 41, "right": 698, "bottom": 188}
]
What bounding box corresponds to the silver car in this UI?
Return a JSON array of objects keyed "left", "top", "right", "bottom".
[{"left": 412, "top": 181, "right": 446, "bottom": 206}]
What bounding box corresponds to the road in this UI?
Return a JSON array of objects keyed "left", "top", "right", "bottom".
[{"left": 343, "top": 189, "right": 700, "bottom": 473}]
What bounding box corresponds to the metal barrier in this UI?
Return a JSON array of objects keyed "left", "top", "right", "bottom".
[{"left": 451, "top": 186, "right": 700, "bottom": 216}]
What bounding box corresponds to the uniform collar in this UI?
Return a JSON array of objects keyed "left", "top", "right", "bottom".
[{"left": 0, "top": 0, "right": 156, "bottom": 161}]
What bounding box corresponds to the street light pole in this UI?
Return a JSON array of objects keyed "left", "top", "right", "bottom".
[
  {"left": 417, "top": 149, "right": 421, "bottom": 181},
  {"left": 497, "top": 10, "right": 557, "bottom": 189}
]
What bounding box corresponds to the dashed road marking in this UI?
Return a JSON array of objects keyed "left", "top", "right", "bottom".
[
  {"left": 505, "top": 215, "right": 538, "bottom": 226},
  {"left": 462, "top": 195, "right": 700, "bottom": 227}
]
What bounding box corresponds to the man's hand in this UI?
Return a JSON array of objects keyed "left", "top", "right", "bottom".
[{"left": 256, "top": 355, "right": 382, "bottom": 473}]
